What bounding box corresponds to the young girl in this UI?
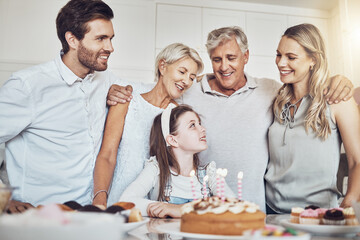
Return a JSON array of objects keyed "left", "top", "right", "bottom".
[{"left": 119, "top": 105, "right": 235, "bottom": 218}]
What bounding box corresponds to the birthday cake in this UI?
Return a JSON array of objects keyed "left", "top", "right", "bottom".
[{"left": 180, "top": 197, "right": 266, "bottom": 235}]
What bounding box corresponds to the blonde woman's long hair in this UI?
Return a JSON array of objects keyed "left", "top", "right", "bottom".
[{"left": 273, "top": 23, "right": 331, "bottom": 140}]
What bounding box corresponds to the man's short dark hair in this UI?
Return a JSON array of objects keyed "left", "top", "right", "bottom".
[{"left": 56, "top": 0, "right": 114, "bottom": 54}]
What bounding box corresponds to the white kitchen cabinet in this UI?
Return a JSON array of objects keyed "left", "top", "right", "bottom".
[
  {"left": 0, "top": 0, "right": 62, "bottom": 63},
  {"left": 201, "top": 8, "right": 246, "bottom": 75},
  {"left": 108, "top": 0, "right": 156, "bottom": 80},
  {"left": 246, "top": 12, "right": 287, "bottom": 57},
  {"left": 288, "top": 15, "right": 329, "bottom": 45},
  {"left": 156, "top": 4, "right": 202, "bottom": 50},
  {"left": 202, "top": 8, "right": 246, "bottom": 49},
  {"left": 245, "top": 55, "right": 279, "bottom": 81}
]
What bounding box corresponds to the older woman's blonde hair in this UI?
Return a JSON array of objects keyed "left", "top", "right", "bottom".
[
  {"left": 154, "top": 43, "right": 204, "bottom": 82},
  {"left": 273, "top": 23, "right": 330, "bottom": 139}
]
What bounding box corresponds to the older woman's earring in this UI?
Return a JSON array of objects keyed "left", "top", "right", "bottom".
[{"left": 310, "top": 64, "right": 314, "bottom": 71}]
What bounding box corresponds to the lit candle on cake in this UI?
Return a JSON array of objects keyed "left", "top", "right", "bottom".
[
  {"left": 237, "top": 171, "right": 243, "bottom": 200},
  {"left": 190, "top": 170, "right": 196, "bottom": 200},
  {"left": 203, "top": 175, "right": 208, "bottom": 198},
  {"left": 221, "top": 168, "right": 228, "bottom": 202},
  {"left": 216, "top": 168, "right": 222, "bottom": 197}
]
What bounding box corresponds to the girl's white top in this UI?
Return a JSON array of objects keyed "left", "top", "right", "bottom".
[{"left": 120, "top": 157, "right": 235, "bottom": 216}]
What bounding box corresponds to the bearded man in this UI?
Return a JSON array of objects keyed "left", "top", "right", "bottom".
[{"left": 0, "top": 0, "right": 122, "bottom": 213}]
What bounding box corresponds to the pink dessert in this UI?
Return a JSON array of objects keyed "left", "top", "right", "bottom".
[
  {"left": 299, "top": 209, "right": 320, "bottom": 225},
  {"left": 315, "top": 208, "right": 327, "bottom": 224}
]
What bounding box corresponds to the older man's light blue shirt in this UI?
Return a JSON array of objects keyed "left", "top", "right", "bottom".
[{"left": 0, "top": 54, "right": 120, "bottom": 206}]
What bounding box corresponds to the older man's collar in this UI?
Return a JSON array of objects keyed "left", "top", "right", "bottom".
[
  {"left": 244, "top": 72, "right": 258, "bottom": 89},
  {"left": 200, "top": 72, "right": 258, "bottom": 96},
  {"left": 199, "top": 74, "right": 215, "bottom": 93},
  {"left": 55, "top": 51, "right": 95, "bottom": 85}
]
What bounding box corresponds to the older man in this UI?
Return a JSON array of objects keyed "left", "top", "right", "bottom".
[
  {"left": 108, "top": 26, "right": 352, "bottom": 212},
  {"left": 178, "top": 27, "right": 280, "bottom": 211}
]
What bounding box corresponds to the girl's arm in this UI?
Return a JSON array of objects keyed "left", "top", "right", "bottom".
[
  {"left": 147, "top": 202, "right": 183, "bottom": 218},
  {"left": 92, "top": 102, "right": 130, "bottom": 207},
  {"left": 332, "top": 98, "right": 360, "bottom": 207},
  {"left": 119, "top": 158, "right": 159, "bottom": 216}
]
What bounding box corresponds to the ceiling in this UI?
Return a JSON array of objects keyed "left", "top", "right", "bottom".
[{"left": 224, "top": 0, "right": 338, "bottom": 11}]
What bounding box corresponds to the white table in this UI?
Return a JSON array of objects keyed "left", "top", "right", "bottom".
[{"left": 124, "top": 215, "right": 360, "bottom": 240}]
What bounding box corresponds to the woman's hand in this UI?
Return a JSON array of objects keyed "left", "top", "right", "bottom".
[
  {"left": 340, "top": 194, "right": 359, "bottom": 208},
  {"left": 92, "top": 191, "right": 107, "bottom": 209},
  {"left": 147, "top": 202, "right": 182, "bottom": 218}
]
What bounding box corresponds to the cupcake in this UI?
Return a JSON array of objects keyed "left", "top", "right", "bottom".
[
  {"left": 323, "top": 209, "right": 346, "bottom": 225},
  {"left": 299, "top": 209, "right": 320, "bottom": 225},
  {"left": 343, "top": 207, "right": 359, "bottom": 226},
  {"left": 315, "top": 208, "right": 327, "bottom": 224},
  {"left": 290, "top": 207, "right": 304, "bottom": 224}
]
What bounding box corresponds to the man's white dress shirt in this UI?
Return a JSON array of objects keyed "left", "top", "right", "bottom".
[{"left": 0, "top": 54, "right": 120, "bottom": 206}]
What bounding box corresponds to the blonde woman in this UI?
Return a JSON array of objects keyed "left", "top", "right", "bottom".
[
  {"left": 92, "top": 43, "right": 203, "bottom": 207},
  {"left": 265, "top": 24, "right": 360, "bottom": 213}
]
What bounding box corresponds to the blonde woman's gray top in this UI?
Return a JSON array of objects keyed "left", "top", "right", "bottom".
[{"left": 265, "top": 95, "right": 341, "bottom": 213}]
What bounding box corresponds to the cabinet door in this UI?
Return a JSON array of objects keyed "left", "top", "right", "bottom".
[
  {"left": 0, "top": 0, "right": 62, "bottom": 63},
  {"left": 109, "top": 1, "right": 155, "bottom": 73},
  {"left": 156, "top": 4, "right": 202, "bottom": 50},
  {"left": 202, "top": 8, "right": 246, "bottom": 49},
  {"left": 245, "top": 12, "right": 286, "bottom": 80},
  {"left": 245, "top": 56, "right": 279, "bottom": 82},
  {"left": 288, "top": 16, "right": 329, "bottom": 45},
  {"left": 201, "top": 8, "right": 246, "bottom": 75},
  {"left": 246, "top": 12, "right": 287, "bottom": 56}
]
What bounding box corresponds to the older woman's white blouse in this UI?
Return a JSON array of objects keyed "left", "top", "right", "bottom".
[{"left": 107, "top": 92, "right": 164, "bottom": 205}]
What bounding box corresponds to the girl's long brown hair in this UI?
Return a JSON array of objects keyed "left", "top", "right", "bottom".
[{"left": 150, "top": 105, "right": 201, "bottom": 201}]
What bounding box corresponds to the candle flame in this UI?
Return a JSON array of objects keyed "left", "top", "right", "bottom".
[
  {"left": 222, "top": 168, "right": 228, "bottom": 177},
  {"left": 190, "top": 170, "right": 195, "bottom": 177},
  {"left": 238, "top": 171, "right": 243, "bottom": 179},
  {"left": 216, "top": 168, "right": 222, "bottom": 175}
]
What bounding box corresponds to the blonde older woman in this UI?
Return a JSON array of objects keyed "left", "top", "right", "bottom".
[
  {"left": 265, "top": 24, "right": 360, "bottom": 213},
  {"left": 92, "top": 43, "right": 203, "bottom": 207}
]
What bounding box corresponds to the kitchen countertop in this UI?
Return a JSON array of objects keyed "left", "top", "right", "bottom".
[{"left": 123, "top": 214, "right": 360, "bottom": 240}]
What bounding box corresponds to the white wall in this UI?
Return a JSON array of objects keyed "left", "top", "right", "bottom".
[{"left": 0, "top": 0, "right": 355, "bottom": 87}]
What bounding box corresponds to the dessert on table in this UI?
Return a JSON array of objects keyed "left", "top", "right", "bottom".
[
  {"left": 290, "top": 205, "right": 359, "bottom": 226},
  {"left": 180, "top": 196, "right": 266, "bottom": 235}
]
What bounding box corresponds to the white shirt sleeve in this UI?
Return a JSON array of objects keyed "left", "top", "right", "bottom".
[
  {"left": 119, "top": 156, "right": 160, "bottom": 216},
  {"left": 0, "top": 76, "right": 33, "bottom": 144},
  {"left": 207, "top": 161, "right": 236, "bottom": 198}
]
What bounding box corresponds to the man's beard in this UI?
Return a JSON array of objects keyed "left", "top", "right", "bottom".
[{"left": 78, "top": 42, "right": 109, "bottom": 72}]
